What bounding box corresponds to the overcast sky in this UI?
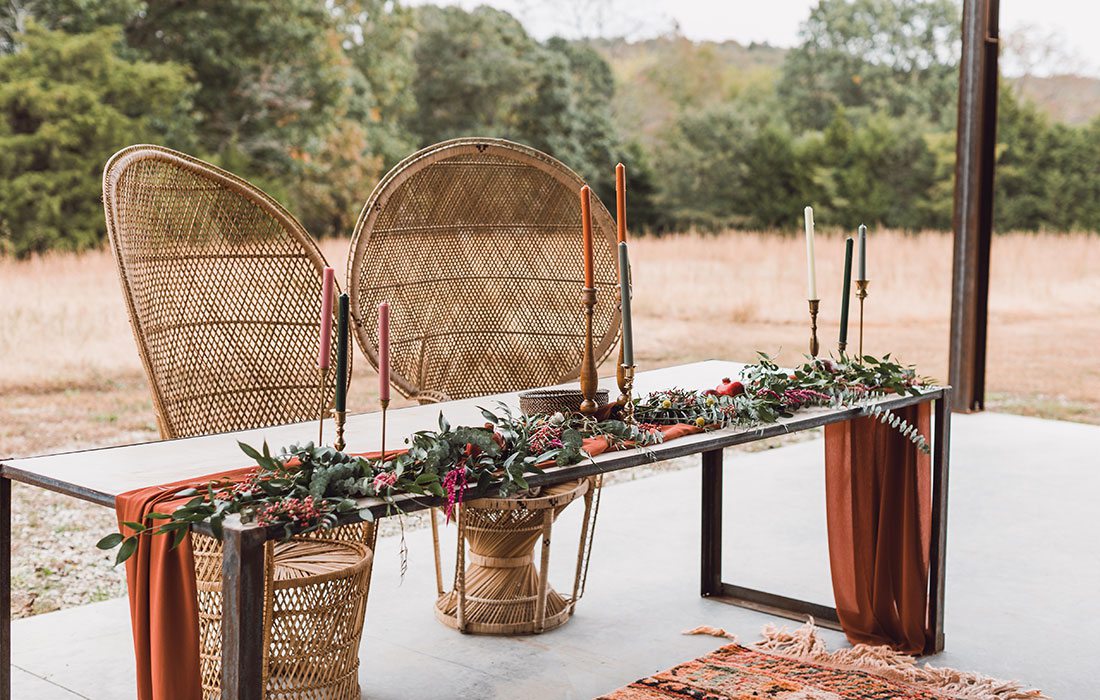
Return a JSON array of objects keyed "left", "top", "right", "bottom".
[{"left": 416, "top": 0, "right": 1100, "bottom": 77}]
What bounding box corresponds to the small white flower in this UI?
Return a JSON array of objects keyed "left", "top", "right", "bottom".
[{"left": 549, "top": 412, "right": 566, "bottom": 426}]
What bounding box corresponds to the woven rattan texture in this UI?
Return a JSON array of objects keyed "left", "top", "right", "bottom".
[
  {"left": 103, "top": 144, "right": 347, "bottom": 439},
  {"left": 348, "top": 138, "right": 621, "bottom": 402},
  {"left": 193, "top": 536, "right": 373, "bottom": 700},
  {"left": 434, "top": 478, "right": 591, "bottom": 635},
  {"left": 518, "top": 389, "right": 610, "bottom": 416}
]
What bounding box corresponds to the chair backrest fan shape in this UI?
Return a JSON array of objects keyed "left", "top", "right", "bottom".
[
  {"left": 347, "top": 138, "right": 621, "bottom": 403},
  {"left": 103, "top": 144, "right": 345, "bottom": 439}
]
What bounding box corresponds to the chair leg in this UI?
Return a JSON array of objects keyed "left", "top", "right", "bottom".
[
  {"left": 455, "top": 504, "right": 467, "bottom": 633},
  {"left": 430, "top": 508, "right": 444, "bottom": 598},
  {"left": 571, "top": 484, "right": 595, "bottom": 613},
  {"left": 534, "top": 510, "right": 554, "bottom": 633}
]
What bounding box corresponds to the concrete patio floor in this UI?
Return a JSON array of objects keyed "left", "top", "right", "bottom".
[{"left": 10, "top": 411, "right": 1097, "bottom": 699}]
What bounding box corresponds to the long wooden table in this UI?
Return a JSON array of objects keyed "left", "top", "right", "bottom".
[{"left": 0, "top": 360, "right": 951, "bottom": 699}]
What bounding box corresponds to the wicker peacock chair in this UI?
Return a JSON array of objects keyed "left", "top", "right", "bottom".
[
  {"left": 103, "top": 144, "right": 374, "bottom": 698},
  {"left": 347, "top": 137, "right": 620, "bottom": 634}
]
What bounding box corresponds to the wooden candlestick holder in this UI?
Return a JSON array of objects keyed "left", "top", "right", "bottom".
[
  {"left": 856, "top": 279, "right": 869, "bottom": 358},
  {"left": 579, "top": 287, "right": 598, "bottom": 417},
  {"left": 808, "top": 299, "right": 820, "bottom": 357}
]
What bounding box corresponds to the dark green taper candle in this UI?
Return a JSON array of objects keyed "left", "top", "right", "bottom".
[
  {"left": 839, "top": 237, "right": 853, "bottom": 351},
  {"left": 334, "top": 293, "right": 349, "bottom": 412}
]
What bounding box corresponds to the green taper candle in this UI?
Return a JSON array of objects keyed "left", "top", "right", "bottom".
[
  {"left": 618, "top": 241, "right": 634, "bottom": 367},
  {"left": 839, "top": 237, "right": 853, "bottom": 351},
  {"left": 334, "top": 293, "right": 349, "bottom": 412}
]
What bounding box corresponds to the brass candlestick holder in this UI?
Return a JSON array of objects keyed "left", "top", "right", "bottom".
[
  {"left": 579, "top": 287, "right": 598, "bottom": 417},
  {"left": 333, "top": 410, "right": 347, "bottom": 452},
  {"left": 856, "top": 279, "right": 869, "bottom": 358},
  {"left": 808, "top": 299, "right": 820, "bottom": 357},
  {"left": 379, "top": 398, "right": 390, "bottom": 466},
  {"left": 615, "top": 289, "right": 628, "bottom": 408},
  {"left": 619, "top": 364, "right": 636, "bottom": 424},
  {"left": 317, "top": 367, "right": 330, "bottom": 445}
]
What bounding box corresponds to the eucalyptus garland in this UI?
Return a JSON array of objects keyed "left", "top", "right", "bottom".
[
  {"left": 633, "top": 353, "right": 932, "bottom": 450},
  {"left": 98, "top": 405, "right": 661, "bottom": 564},
  {"left": 98, "top": 354, "right": 933, "bottom": 564}
]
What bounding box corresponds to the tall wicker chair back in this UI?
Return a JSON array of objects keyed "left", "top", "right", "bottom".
[
  {"left": 347, "top": 138, "right": 615, "bottom": 635},
  {"left": 347, "top": 137, "right": 620, "bottom": 403},
  {"left": 103, "top": 145, "right": 373, "bottom": 698},
  {"left": 103, "top": 144, "right": 346, "bottom": 439}
]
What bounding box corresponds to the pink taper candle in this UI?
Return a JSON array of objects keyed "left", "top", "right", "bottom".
[
  {"left": 378, "top": 302, "right": 390, "bottom": 402},
  {"left": 318, "top": 267, "right": 335, "bottom": 369}
]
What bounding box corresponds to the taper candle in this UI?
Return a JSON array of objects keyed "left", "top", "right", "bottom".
[
  {"left": 318, "top": 267, "right": 335, "bottom": 369},
  {"left": 857, "top": 224, "right": 867, "bottom": 280},
  {"left": 580, "top": 185, "right": 595, "bottom": 288},
  {"left": 378, "top": 302, "right": 390, "bottom": 403},
  {"left": 618, "top": 241, "right": 634, "bottom": 367},
  {"left": 334, "top": 293, "right": 349, "bottom": 413},
  {"left": 804, "top": 206, "right": 817, "bottom": 299},
  {"left": 615, "top": 163, "right": 627, "bottom": 243},
  {"left": 839, "top": 237, "right": 853, "bottom": 349}
]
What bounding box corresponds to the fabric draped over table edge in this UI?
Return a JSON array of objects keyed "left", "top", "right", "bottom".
[{"left": 825, "top": 403, "right": 933, "bottom": 655}]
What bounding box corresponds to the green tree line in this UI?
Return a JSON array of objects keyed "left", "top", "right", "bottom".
[{"left": 1, "top": 0, "right": 1097, "bottom": 256}]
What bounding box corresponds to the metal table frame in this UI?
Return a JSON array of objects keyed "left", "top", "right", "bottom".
[{"left": 1, "top": 362, "right": 950, "bottom": 698}]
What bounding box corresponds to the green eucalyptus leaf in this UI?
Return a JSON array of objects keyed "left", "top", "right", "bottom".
[
  {"left": 115, "top": 537, "right": 138, "bottom": 565},
  {"left": 97, "top": 532, "right": 124, "bottom": 550}
]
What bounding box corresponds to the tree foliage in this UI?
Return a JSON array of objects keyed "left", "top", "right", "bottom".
[
  {"left": 778, "top": 0, "right": 960, "bottom": 131},
  {"left": 0, "top": 23, "right": 193, "bottom": 256},
  {"left": 1, "top": 0, "right": 1098, "bottom": 256}
]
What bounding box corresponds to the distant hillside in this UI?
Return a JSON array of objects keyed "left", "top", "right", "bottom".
[
  {"left": 591, "top": 36, "right": 787, "bottom": 147},
  {"left": 594, "top": 35, "right": 1100, "bottom": 138},
  {"left": 1011, "top": 74, "right": 1100, "bottom": 125}
]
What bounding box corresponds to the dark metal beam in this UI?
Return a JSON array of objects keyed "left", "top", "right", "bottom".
[{"left": 950, "top": 0, "right": 1000, "bottom": 412}]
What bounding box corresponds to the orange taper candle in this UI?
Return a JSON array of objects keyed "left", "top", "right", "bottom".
[
  {"left": 615, "top": 163, "right": 627, "bottom": 243},
  {"left": 580, "top": 185, "right": 594, "bottom": 288}
]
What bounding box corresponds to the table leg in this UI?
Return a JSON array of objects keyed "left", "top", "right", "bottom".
[
  {"left": 700, "top": 449, "right": 723, "bottom": 597},
  {"left": 696, "top": 433, "right": 839, "bottom": 631},
  {"left": 220, "top": 522, "right": 267, "bottom": 700},
  {"left": 2, "top": 477, "right": 10, "bottom": 700},
  {"left": 926, "top": 390, "right": 952, "bottom": 654}
]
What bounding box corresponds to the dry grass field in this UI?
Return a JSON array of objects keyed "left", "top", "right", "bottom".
[{"left": 2, "top": 229, "right": 1098, "bottom": 617}]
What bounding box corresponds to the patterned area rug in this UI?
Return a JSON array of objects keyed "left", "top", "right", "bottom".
[{"left": 598, "top": 623, "right": 1048, "bottom": 700}]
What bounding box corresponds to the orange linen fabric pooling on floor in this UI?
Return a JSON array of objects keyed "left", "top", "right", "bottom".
[
  {"left": 116, "top": 466, "right": 257, "bottom": 700},
  {"left": 824, "top": 403, "right": 933, "bottom": 655}
]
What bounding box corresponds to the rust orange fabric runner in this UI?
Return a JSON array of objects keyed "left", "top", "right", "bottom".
[
  {"left": 824, "top": 403, "right": 933, "bottom": 655},
  {"left": 116, "top": 466, "right": 257, "bottom": 700}
]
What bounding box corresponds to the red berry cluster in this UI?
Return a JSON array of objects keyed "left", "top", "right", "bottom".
[
  {"left": 255, "top": 496, "right": 323, "bottom": 527},
  {"left": 528, "top": 424, "right": 563, "bottom": 453}
]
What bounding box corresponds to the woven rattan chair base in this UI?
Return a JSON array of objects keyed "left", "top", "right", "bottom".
[
  {"left": 434, "top": 479, "right": 592, "bottom": 636},
  {"left": 193, "top": 525, "right": 375, "bottom": 700}
]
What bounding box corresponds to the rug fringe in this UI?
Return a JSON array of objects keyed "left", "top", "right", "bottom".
[
  {"left": 682, "top": 625, "right": 737, "bottom": 640},
  {"left": 754, "top": 620, "right": 1050, "bottom": 700}
]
